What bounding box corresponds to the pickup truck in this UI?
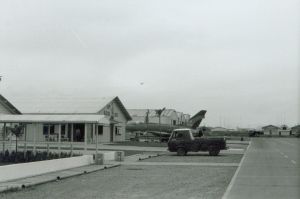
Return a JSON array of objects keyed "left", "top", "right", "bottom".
[{"left": 167, "top": 128, "right": 227, "bottom": 156}]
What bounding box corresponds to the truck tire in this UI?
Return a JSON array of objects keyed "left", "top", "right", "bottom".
[
  {"left": 208, "top": 147, "right": 220, "bottom": 156},
  {"left": 177, "top": 148, "right": 186, "bottom": 156}
]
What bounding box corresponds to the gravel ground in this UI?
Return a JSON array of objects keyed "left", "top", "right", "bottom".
[
  {"left": 143, "top": 153, "right": 243, "bottom": 163},
  {"left": 0, "top": 165, "right": 236, "bottom": 199}
]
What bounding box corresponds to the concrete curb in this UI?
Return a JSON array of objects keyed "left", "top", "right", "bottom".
[
  {"left": 137, "top": 153, "right": 161, "bottom": 161},
  {"left": 124, "top": 153, "right": 162, "bottom": 162},
  {"left": 221, "top": 140, "right": 252, "bottom": 199},
  {"left": 0, "top": 163, "right": 121, "bottom": 194}
]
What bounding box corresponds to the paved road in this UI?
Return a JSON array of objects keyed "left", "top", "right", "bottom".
[{"left": 224, "top": 138, "right": 300, "bottom": 199}]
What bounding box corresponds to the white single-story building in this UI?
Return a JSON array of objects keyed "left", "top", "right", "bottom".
[
  {"left": 262, "top": 125, "right": 280, "bottom": 136},
  {"left": 0, "top": 95, "right": 132, "bottom": 144}
]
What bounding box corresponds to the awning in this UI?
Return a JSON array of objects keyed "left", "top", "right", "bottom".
[{"left": 0, "top": 114, "right": 110, "bottom": 124}]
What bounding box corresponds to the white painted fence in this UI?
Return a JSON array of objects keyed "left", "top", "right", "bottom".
[{"left": 0, "top": 155, "right": 94, "bottom": 182}]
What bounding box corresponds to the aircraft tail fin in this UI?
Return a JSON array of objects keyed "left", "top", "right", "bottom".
[{"left": 188, "top": 110, "right": 207, "bottom": 129}]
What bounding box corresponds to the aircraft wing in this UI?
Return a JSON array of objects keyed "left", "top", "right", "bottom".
[{"left": 149, "top": 131, "right": 170, "bottom": 137}]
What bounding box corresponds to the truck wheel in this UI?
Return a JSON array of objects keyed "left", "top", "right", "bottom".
[
  {"left": 209, "top": 147, "right": 220, "bottom": 156},
  {"left": 177, "top": 148, "right": 186, "bottom": 156}
]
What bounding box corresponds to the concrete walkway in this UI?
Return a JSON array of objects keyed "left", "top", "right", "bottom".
[
  {"left": 0, "top": 162, "right": 120, "bottom": 193},
  {"left": 0, "top": 152, "right": 159, "bottom": 193}
]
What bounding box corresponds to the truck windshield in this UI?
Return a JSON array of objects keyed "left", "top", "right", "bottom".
[{"left": 173, "top": 130, "right": 195, "bottom": 140}]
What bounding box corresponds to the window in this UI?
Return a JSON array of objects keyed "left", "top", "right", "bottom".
[
  {"left": 98, "top": 125, "right": 103, "bottom": 135},
  {"left": 61, "top": 125, "right": 66, "bottom": 136},
  {"left": 104, "top": 110, "right": 111, "bottom": 116},
  {"left": 115, "top": 127, "right": 122, "bottom": 135},
  {"left": 173, "top": 130, "right": 190, "bottom": 139},
  {"left": 282, "top": 126, "right": 287, "bottom": 130},
  {"left": 43, "top": 124, "right": 55, "bottom": 135}
]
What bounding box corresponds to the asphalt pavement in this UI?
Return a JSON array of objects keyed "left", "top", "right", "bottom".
[{"left": 223, "top": 138, "right": 300, "bottom": 199}]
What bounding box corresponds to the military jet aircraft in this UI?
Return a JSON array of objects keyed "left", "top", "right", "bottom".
[{"left": 126, "top": 110, "right": 207, "bottom": 142}]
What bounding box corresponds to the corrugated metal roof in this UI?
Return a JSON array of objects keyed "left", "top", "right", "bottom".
[
  {"left": 184, "top": 114, "right": 190, "bottom": 120},
  {"left": 128, "top": 109, "right": 186, "bottom": 118},
  {"left": 128, "top": 109, "right": 157, "bottom": 117},
  {"left": 8, "top": 96, "right": 115, "bottom": 114},
  {"left": 0, "top": 114, "right": 110, "bottom": 124}
]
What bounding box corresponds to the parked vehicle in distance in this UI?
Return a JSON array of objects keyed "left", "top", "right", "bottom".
[{"left": 167, "top": 128, "right": 228, "bottom": 156}]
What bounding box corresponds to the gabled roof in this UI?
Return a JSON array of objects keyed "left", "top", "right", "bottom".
[
  {"left": 8, "top": 96, "right": 114, "bottom": 114},
  {"left": 0, "top": 94, "right": 21, "bottom": 114},
  {"left": 5, "top": 95, "right": 131, "bottom": 121},
  {"left": 262, "top": 125, "right": 279, "bottom": 129},
  {"left": 112, "top": 97, "right": 132, "bottom": 121}
]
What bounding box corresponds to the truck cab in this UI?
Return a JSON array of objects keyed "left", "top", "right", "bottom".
[{"left": 168, "top": 128, "right": 227, "bottom": 156}]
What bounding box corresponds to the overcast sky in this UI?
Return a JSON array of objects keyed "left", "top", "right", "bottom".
[{"left": 0, "top": 0, "right": 299, "bottom": 128}]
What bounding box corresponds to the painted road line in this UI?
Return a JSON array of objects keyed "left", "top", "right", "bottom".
[
  {"left": 284, "top": 155, "right": 289, "bottom": 159},
  {"left": 291, "top": 160, "right": 296, "bottom": 165},
  {"left": 228, "top": 148, "right": 244, "bottom": 151},
  {"left": 221, "top": 140, "right": 251, "bottom": 199}
]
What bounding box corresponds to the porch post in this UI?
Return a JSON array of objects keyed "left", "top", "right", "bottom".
[
  {"left": 58, "top": 124, "right": 61, "bottom": 157},
  {"left": 47, "top": 124, "right": 50, "bottom": 157},
  {"left": 33, "top": 123, "right": 37, "bottom": 155},
  {"left": 3, "top": 123, "right": 6, "bottom": 153},
  {"left": 24, "top": 124, "right": 27, "bottom": 158},
  {"left": 9, "top": 123, "right": 12, "bottom": 153},
  {"left": 84, "top": 123, "right": 87, "bottom": 152},
  {"left": 95, "top": 124, "right": 98, "bottom": 155},
  {"left": 92, "top": 124, "right": 95, "bottom": 144},
  {"left": 65, "top": 124, "right": 69, "bottom": 142},
  {"left": 70, "top": 124, "right": 74, "bottom": 156}
]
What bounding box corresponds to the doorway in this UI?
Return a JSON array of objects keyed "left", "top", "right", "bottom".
[{"left": 110, "top": 124, "right": 114, "bottom": 142}]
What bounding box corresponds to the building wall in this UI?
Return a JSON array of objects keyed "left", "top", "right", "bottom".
[
  {"left": 0, "top": 102, "right": 13, "bottom": 139},
  {"left": 0, "top": 102, "right": 12, "bottom": 114},
  {"left": 177, "top": 113, "right": 184, "bottom": 125},
  {"left": 98, "top": 101, "right": 127, "bottom": 142},
  {"left": 263, "top": 127, "right": 279, "bottom": 135},
  {"left": 168, "top": 111, "right": 180, "bottom": 125},
  {"left": 291, "top": 127, "right": 300, "bottom": 136},
  {"left": 24, "top": 124, "right": 45, "bottom": 142},
  {"left": 278, "top": 130, "right": 291, "bottom": 136}
]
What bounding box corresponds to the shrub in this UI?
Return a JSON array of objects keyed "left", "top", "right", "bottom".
[{"left": 0, "top": 150, "right": 80, "bottom": 164}]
